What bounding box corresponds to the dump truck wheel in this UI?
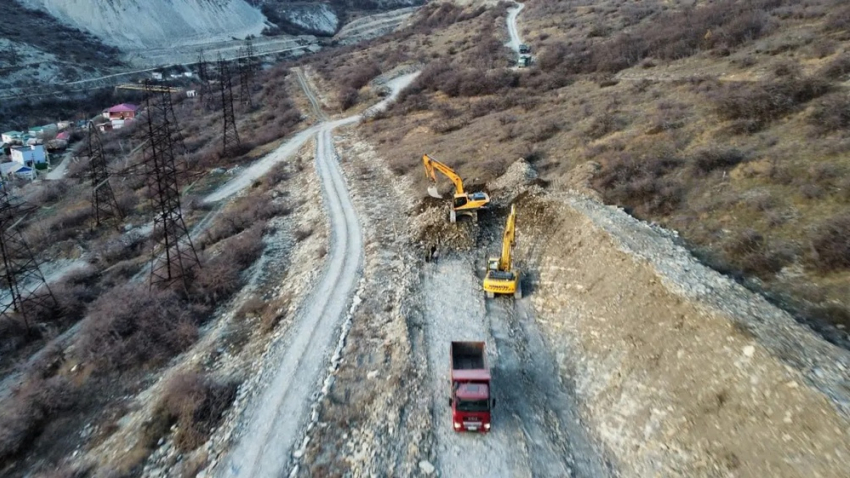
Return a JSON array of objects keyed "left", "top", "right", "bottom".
[
  {"left": 486, "top": 291, "right": 495, "bottom": 299},
  {"left": 514, "top": 283, "right": 523, "bottom": 299}
]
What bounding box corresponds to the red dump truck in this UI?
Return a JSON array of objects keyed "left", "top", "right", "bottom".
[{"left": 449, "top": 341, "right": 495, "bottom": 432}]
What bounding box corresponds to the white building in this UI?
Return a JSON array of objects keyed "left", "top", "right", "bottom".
[
  {"left": 11, "top": 144, "right": 48, "bottom": 168},
  {"left": 0, "top": 162, "right": 34, "bottom": 180}
]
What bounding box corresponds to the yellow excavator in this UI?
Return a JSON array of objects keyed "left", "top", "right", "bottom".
[
  {"left": 422, "top": 154, "right": 490, "bottom": 223},
  {"left": 483, "top": 204, "right": 521, "bottom": 299}
]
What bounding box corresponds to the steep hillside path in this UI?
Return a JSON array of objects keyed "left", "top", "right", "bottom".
[{"left": 212, "top": 72, "right": 417, "bottom": 477}]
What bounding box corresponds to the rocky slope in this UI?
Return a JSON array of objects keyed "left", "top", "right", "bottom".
[{"left": 17, "top": 0, "right": 267, "bottom": 50}]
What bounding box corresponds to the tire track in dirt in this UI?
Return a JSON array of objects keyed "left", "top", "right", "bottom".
[
  {"left": 218, "top": 126, "right": 363, "bottom": 478},
  {"left": 422, "top": 255, "right": 610, "bottom": 477},
  {"left": 294, "top": 68, "right": 328, "bottom": 121}
]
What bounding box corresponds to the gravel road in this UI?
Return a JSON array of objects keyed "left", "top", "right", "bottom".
[
  {"left": 218, "top": 124, "right": 363, "bottom": 478},
  {"left": 506, "top": 2, "right": 525, "bottom": 54},
  {"left": 422, "top": 256, "right": 612, "bottom": 478},
  {"left": 214, "top": 71, "right": 417, "bottom": 477}
]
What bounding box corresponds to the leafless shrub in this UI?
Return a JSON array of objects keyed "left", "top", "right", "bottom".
[
  {"left": 338, "top": 87, "right": 359, "bottom": 111},
  {"left": 809, "top": 213, "right": 850, "bottom": 272},
  {"left": 712, "top": 76, "right": 831, "bottom": 127},
  {"left": 76, "top": 285, "right": 203, "bottom": 372},
  {"left": 691, "top": 148, "right": 747, "bottom": 176},
  {"left": 293, "top": 227, "right": 313, "bottom": 241},
  {"left": 723, "top": 229, "right": 791, "bottom": 278},
  {"left": 585, "top": 111, "right": 627, "bottom": 140},
  {"left": 0, "top": 375, "right": 76, "bottom": 461},
  {"left": 593, "top": 152, "right": 685, "bottom": 216},
  {"left": 809, "top": 93, "right": 850, "bottom": 134},
  {"left": 158, "top": 372, "right": 237, "bottom": 452},
  {"left": 824, "top": 4, "right": 850, "bottom": 37},
  {"left": 817, "top": 53, "right": 850, "bottom": 80},
  {"left": 193, "top": 225, "right": 264, "bottom": 305}
]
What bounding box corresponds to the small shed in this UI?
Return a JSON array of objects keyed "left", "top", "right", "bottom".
[{"left": 186, "top": 90, "right": 197, "bottom": 98}]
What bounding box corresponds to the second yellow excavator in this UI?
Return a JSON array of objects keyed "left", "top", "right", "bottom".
[
  {"left": 483, "top": 204, "right": 521, "bottom": 299},
  {"left": 422, "top": 154, "right": 490, "bottom": 223}
]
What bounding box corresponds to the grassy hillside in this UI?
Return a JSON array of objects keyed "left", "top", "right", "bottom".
[{"left": 315, "top": 0, "right": 850, "bottom": 344}]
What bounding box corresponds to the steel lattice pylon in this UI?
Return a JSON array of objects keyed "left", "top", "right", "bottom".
[
  {"left": 88, "top": 121, "right": 123, "bottom": 229},
  {"left": 142, "top": 81, "right": 200, "bottom": 290},
  {"left": 0, "top": 187, "right": 57, "bottom": 333},
  {"left": 238, "top": 38, "right": 258, "bottom": 108},
  {"left": 197, "top": 49, "right": 216, "bottom": 111},
  {"left": 218, "top": 56, "right": 241, "bottom": 156}
]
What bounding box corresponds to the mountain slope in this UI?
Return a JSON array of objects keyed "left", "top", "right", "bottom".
[{"left": 17, "top": 0, "right": 268, "bottom": 50}]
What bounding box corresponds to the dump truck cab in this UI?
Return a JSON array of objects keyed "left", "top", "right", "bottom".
[
  {"left": 519, "top": 44, "right": 531, "bottom": 54},
  {"left": 449, "top": 341, "right": 495, "bottom": 432}
]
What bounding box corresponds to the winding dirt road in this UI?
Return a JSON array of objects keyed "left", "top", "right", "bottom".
[
  {"left": 506, "top": 2, "right": 525, "bottom": 54},
  {"left": 213, "top": 72, "right": 417, "bottom": 477}
]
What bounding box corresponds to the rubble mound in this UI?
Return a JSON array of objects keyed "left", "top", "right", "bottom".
[
  {"left": 486, "top": 158, "right": 538, "bottom": 206},
  {"left": 409, "top": 201, "right": 477, "bottom": 255}
]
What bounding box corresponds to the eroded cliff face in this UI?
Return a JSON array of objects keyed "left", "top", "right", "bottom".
[{"left": 17, "top": 0, "right": 267, "bottom": 49}]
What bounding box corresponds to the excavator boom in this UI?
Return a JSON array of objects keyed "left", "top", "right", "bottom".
[
  {"left": 422, "top": 154, "right": 466, "bottom": 196},
  {"left": 499, "top": 205, "right": 516, "bottom": 272},
  {"left": 483, "top": 204, "right": 521, "bottom": 298}
]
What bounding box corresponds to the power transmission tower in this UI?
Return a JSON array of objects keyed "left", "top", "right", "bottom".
[
  {"left": 0, "top": 187, "right": 57, "bottom": 334},
  {"left": 196, "top": 49, "right": 215, "bottom": 111},
  {"left": 218, "top": 56, "right": 241, "bottom": 156},
  {"left": 238, "top": 38, "right": 259, "bottom": 108},
  {"left": 87, "top": 122, "right": 123, "bottom": 229},
  {"left": 142, "top": 81, "right": 200, "bottom": 290}
]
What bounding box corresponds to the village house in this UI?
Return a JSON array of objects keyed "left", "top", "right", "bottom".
[
  {"left": 103, "top": 103, "right": 139, "bottom": 121},
  {"left": 11, "top": 144, "right": 48, "bottom": 169},
  {"left": 28, "top": 124, "right": 58, "bottom": 138},
  {"left": 1, "top": 131, "right": 24, "bottom": 144},
  {"left": 0, "top": 162, "right": 34, "bottom": 181},
  {"left": 56, "top": 120, "right": 72, "bottom": 130}
]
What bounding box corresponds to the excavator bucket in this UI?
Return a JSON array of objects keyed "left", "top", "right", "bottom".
[{"left": 427, "top": 186, "right": 443, "bottom": 199}]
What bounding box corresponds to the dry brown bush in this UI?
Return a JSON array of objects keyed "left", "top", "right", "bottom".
[
  {"left": 723, "top": 229, "right": 792, "bottom": 279},
  {"left": 594, "top": 152, "right": 685, "bottom": 216},
  {"left": 712, "top": 76, "right": 831, "bottom": 128},
  {"left": 691, "top": 148, "right": 748, "bottom": 176},
  {"left": 809, "top": 213, "right": 850, "bottom": 272},
  {"left": 817, "top": 53, "right": 850, "bottom": 80},
  {"left": 0, "top": 375, "right": 76, "bottom": 461},
  {"left": 193, "top": 225, "right": 264, "bottom": 305},
  {"left": 157, "top": 372, "right": 237, "bottom": 452},
  {"left": 76, "top": 285, "right": 203, "bottom": 372},
  {"left": 809, "top": 93, "right": 850, "bottom": 134}
]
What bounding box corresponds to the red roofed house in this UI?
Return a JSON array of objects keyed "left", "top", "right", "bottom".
[{"left": 104, "top": 103, "right": 139, "bottom": 120}]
